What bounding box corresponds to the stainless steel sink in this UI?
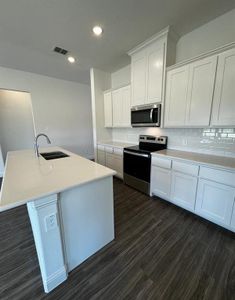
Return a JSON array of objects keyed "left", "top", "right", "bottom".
[{"left": 40, "top": 151, "right": 69, "bottom": 160}]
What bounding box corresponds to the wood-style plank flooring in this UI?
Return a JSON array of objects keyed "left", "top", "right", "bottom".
[{"left": 0, "top": 178, "right": 235, "bottom": 300}]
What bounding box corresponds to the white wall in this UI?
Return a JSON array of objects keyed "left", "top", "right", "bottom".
[
  {"left": 176, "top": 9, "right": 235, "bottom": 62},
  {"left": 112, "top": 128, "right": 235, "bottom": 158},
  {"left": 0, "top": 66, "right": 94, "bottom": 159},
  {"left": 90, "top": 68, "right": 112, "bottom": 154},
  {"left": 111, "top": 65, "right": 131, "bottom": 89},
  {"left": 0, "top": 90, "right": 35, "bottom": 161}
]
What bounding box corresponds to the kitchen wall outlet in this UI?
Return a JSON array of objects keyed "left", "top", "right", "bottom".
[{"left": 44, "top": 213, "right": 58, "bottom": 232}]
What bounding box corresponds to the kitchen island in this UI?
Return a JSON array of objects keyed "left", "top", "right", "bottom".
[{"left": 0, "top": 147, "right": 116, "bottom": 293}]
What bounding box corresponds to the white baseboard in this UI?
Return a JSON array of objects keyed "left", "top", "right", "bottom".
[{"left": 44, "top": 265, "right": 68, "bottom": 293}]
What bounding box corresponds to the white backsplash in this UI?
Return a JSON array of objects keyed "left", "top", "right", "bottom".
[{"left": 112, "top": 128, "right": 235, "bottom": 158}]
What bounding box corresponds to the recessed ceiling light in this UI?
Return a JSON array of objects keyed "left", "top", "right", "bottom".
[
  {"left": 93, "top": 26, "right": 103, "bottom": 36},
  {"left": 67, "top": 56, "right": 76, "bottom": 63}
]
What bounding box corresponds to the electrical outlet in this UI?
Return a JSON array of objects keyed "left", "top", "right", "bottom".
[{"left": 44, "top": 213, "right": 58, "bottom": 232}]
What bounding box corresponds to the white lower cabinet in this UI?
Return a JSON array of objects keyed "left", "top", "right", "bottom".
[
  {"left": 150, "top": 155, "right": 235, "bottom": 232},
  {"left": 97, "top": 149, "right": 106, "bottom": 166},
  {"left": 230, "top": 205, "right": 235, "bottom": 231},
  {"left": 96, "top": 144, "right": 123, "bottom": 179},
  {"left": 106, "top": 152, "right": 123, "bottom": 179},
  {"left": 195, "top": 179, "right": 235, "bottom": 227},
  {"left": 170, "top": 171, "right": 197, "bottom": 211},
  {"left": 151, "top": 166, "right": 171, "bottom": 199}
]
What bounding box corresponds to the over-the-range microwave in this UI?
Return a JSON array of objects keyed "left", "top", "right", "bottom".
[{"left": 131, "top": 104, "right": 161, "bottom": 127}]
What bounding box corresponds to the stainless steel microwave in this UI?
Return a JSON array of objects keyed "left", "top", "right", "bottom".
[{"left": 131, "top": 104, "right": 161, "bottom": 127}]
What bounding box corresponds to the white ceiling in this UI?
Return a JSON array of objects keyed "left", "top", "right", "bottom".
[{"left": 0, "top": 0, "right": 234, "bottom": 85}]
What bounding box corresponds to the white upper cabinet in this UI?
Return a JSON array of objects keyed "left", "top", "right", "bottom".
[
  {"left": 131, "top": 49, "right": 147, "bottom": 106},
  {"left": 112, "top": 88, "right": 123, "bottom": 127},
  {"left": 103, "top": 91, "right": 112, "bottom": 127},
  {"left": 211, "top": 48, "right": 235, "bottom": 127},
  {"left": 185, "top": 56, "right": 217, "bottom": 126},
  {"left": 103, "top": 85, "right": 131, "bottom": 128},
  {"left": 121, "top": 85, "right": 131, "bottom": 127},
  {"left": 164, "top": 65, "right": 189, "bottom": 126},
  {"left": 164, "top": 46, "right": 235, "bottom": 128},
  {"left": 146, "top": 42, "right": 165, "bottom": 104},
  {"left": 112, "top": 85, "right": 131, "bottom": 128},
  {"left": 164, "top": 56, "right": 217, "bottom": 127},
  {"left": 130, "top": 41, "right": 165, "bottom": 107},
  {"left": 128, "top": 27, "right": 176, "bottom": 108}
]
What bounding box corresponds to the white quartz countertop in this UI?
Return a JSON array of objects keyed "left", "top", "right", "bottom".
[
  {"left": 0, "top": 147, "right": 116, "bottom": 212},
  {"left": 152, "top": 149, "right": 235, "bottom": 171},
  {"left": 97, "top": 140, "right": 136, "bottom": 149}
]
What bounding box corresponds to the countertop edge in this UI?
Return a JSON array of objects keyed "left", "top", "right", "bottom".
[
  {"left": 152, "top": 151, "right": 235, "bottom": 172},
  {"left": 0, "top": 147, "right": 117, "bottom": 212},
  {"left": 0, "top": 171, "right": 116, "bottom": 212},
  {"left": 97, "top": 141, "right": 136, "bottom": 149}
]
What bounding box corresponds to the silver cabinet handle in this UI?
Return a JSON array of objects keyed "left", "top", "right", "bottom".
[{"left": 150, "top": 109, "right": 153, "bottom": 122}]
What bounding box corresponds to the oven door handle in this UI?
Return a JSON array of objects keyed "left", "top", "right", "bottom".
[{"left": 124, "top": 150, "right": 149, "bottom": 158}]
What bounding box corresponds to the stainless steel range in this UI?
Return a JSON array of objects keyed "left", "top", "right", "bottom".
[{"left": 123, "top": 135, "right": 167, "bottom": 195}]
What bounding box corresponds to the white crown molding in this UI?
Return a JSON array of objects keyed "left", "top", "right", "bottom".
[
  {"left": 167, "top": 41, "right": 235, "bottom": 71},
  {"left": 127, "top": 26, "right": 171, "bottom": 56}
]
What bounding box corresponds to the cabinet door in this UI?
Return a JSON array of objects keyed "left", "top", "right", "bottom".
[
  {"left": 146, "top": 42, "right": 165, "bottom": 104},
  {"left": 106, "top": 152, "right": 123, "bottom": 179},
  {"left": 164, "top": 65, "right": 189, "bottom": 127},
  {"left": 97, "top": 150, "right": 106, "bottom": 166},
  {"left": 185, "top": 56, "right": 217, "bottom": 126},
  {"left": 103, "top": 92, "right": 112, "bottom": 127},
  {"left": 121, "top": 85, "right": 131, "bottom": 127},
  {"left": 171, "top": 171, "right": 197, "bottom": 211},
  {"left": 195, "top": 179, "right": 235, "bottom": 227},
  {"left": 230, "top": 205, "right": 235, "bottom": 232},
  {"left": 211, "top": 48, "right": 235, "bottom": 126},
  {"left": 151, "top": 166, "right": 171, "bottom": 199},
  {"left": 131, "top": 50, "right": 147, "bottom": 106},
  {"left": 112, "top": 89, "right": 122, "bottom": 127}
]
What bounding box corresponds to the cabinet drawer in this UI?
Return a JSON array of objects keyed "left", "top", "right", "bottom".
[
  {"left": 200, "top": 166, "right": 235, "bottom": 187},
  {"left": 113, "top": 147, "right": 123, "bottom": 156},
  {"left": 172, "top": 160, "right": 199, "bottom": 176},
  {"left": 104, "top": 146, "right": 113, "bottom": 154},
  {"left": 97, "top": 144, "right": 105, "bottom": 151},
  {"left": 152, "top": 156, "right": 171, "bottom": 169}
]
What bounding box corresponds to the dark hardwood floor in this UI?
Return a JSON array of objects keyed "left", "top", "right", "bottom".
[{"left": 0, "top": 178, "right": 235, "bottom": 300}]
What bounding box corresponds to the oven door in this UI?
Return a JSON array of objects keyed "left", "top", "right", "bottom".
[{"left": 124, "top": 150, "right": 151, "bottom": 183}]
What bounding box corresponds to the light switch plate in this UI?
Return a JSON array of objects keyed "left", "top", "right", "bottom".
[{"left": 44, "top": 213, "right": 58, "bottom": 232}]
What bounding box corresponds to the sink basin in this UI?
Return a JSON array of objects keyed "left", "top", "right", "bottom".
[{"left": 40, "top": 151, "right": 69, "bottom": 160}]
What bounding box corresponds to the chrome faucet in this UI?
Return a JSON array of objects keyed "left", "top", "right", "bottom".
[{"left": 35, "top": 133, "right": 51, "bottom": 157}]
